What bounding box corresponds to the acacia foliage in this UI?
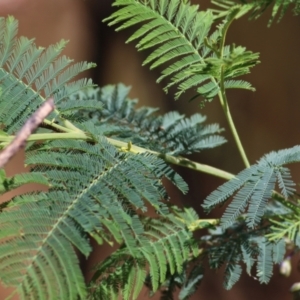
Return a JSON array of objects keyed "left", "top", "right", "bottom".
[{"left": 0, "top": 1, "right": 299, "bottom": 299}]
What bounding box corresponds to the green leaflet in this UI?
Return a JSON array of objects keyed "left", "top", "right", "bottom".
[
  {"left": 256, "top": 238, "right": 274, "bottom": 283},
  {"left": 224, "top": 264, "right": 242, "bottom": 290},
  {"left": 0, "top": 171, "right": 48, "bottom": 195},
  {"left": 178, "top": 265, "right": 204, "bottom": 300},
  {"left": 105, "top": 0, "right": 259, "bottom": 103}
]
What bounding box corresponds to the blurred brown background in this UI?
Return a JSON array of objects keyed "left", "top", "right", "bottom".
[{"left": 1, "top": 0, "right": 300, "bottom": 299}]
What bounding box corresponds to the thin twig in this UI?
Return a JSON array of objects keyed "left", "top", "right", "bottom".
[{"left": 0, "top": 98, "right": 55, "bottom": 168}]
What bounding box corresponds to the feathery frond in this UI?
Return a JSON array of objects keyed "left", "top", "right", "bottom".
[
  {"left": 177, "top": 265, "right": 204, "bottom": 300},
  {"left": 0, "top": 4, "right": 295, "bottom": 298},
  {"left": 145, "top": 263, "right": 204, "bottom": 300},
  {"left": 224, "top": 263, "right": 242, "bottom": 290},
  {"left": 268, "top": 213, "right": 300, "bottom": 247},
  {"left": 204, "top": 222, "right": 286, "bottom": 286},
  {"left": 212, "top": 0, "right": 300, "bottom": 25},
  {"left": 74, "top": 84, "right": 226, "bottom": 155},
  {"left": 88, "top": 211, "right": 199, "bottom": 300},
  {"left": 256, "top": 238, "right": 273, "bottom": 283},
  {"left": 0, "top": 136, "right": 188, "bottom": 299},
  {"left": 0, "top": 169, "right": 48, "bottom": 195},
  {"left": 207, "top": 230, "right": 243, "bottom": 288},
  {"left": 203, "top": 145, "right": 300, "bottom": 228},
  {"left": 0, "top": 16, "right": 95, "bottom": 134},
  {"left": 272, "top": 239, "right": 286, "bottom": 264},
  {"left": 104, "top": 0, "right": 258, "bottom": 103}
]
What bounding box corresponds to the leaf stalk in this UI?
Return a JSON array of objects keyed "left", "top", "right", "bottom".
[
  {"left": 217, "top": 11, "right": 250, "bottom": 168},
  {"left": 0, "top": 123, "right": 235, "bottom": 181}
]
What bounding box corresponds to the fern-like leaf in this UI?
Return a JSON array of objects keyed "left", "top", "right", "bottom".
[
  {"left": 0, "top": 136, "right": 188, "bottom": 299},
  {"left": 205, "top": 222, "right": 286, "bottom": 286},
  {"left": 241, "top": 243, "right": 256, "bottom": 275},
  {"left": 0, "top": 16, "right": 95, "bottom": 134},
  {"left": 146, "top": 262, "right": 204, "bottom": 300},
  {"left": 203, "top": 146, "right": 300, "bottom": 228},
  {"left": 0, "top": 169, "right": 48, "bottom": 195},
  {"left": 268, "top": 214, "right": 300, "bottom": 247},
  {"left": 202, "top": 166, "right": 256, "bottom": 212},
  {"left": 104, "top": 0, "right": 258, "bottom": 102},
  {"left": 212, "top": 0, "right": 300, "bottom": 25},
  {"left": 272, "top": 239, "right": 285, "bottom": 263},
  {"left": 256, "top": 238, "right": 273, "bottom": 283},
  {"left": 74, "top": 84, "right": 226, "bottom": 155},
  {"left": 247, "top": 167, "right": 276, "bottom": 228},
  {"left": 88, "top": 212, "right": 199, "bottom": 300},
  {"left": 178, "top": 265, "right": 204, "bottom": 300},
  {"left": 224, "top": 263, "right": 242, "bottom": 290}
]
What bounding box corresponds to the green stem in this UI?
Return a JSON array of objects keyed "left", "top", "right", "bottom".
[
  {"left": 43, "top": 119, "right": 75, "bottom": 133},
  {"left": 43, "top": 120, "right": 236, "bottom": 180},
  {"left": 61, "top": 119, "right": 83, "bottom": 132},
  {"left": 187, "top": 218, "right": 220, "bottom": 231},
  {"left": 216, "top": 11, "right": 250, "bottom": 168},
  {"left": 0, "top": 132, "right": 90, "bottom": 144},
  {"left": 106, "top": 138, "right": 235, "bottom": 180},
  {"left": 0, "top": 128, "right": 235, "bottom": 181},
  {"left": 161, "top": 154, "right": 235, "bottom": 180},
  {"left": 218, "top": 72, "right": 250, "bottom": 168}
]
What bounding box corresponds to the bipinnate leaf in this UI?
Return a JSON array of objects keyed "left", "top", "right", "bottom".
[
  {"left": 74, "top": 84, "right": 226, "bottom": 155},
  {"left": 203, "top": 146, "right": 300, "bottom": 229},
  {"left": 88, "top": 211, "right": 199, "bottom": 300},
  {"left": 105, "top": 0, "right": 258, "bottom": 103},
  {"left": 0, "top": 16, "right": 95, "bottom": 135}
]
